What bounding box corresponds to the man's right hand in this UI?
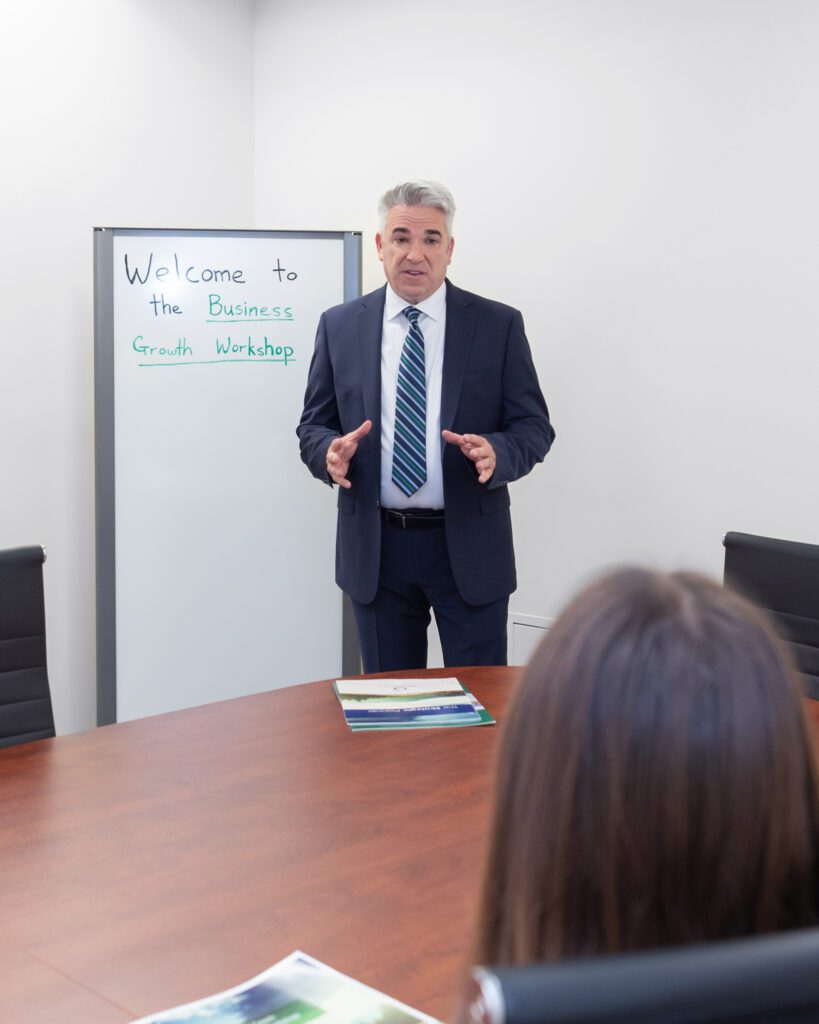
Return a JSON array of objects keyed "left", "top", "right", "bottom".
[{"left": 326, "top": 420, "right": 372, "bottom": 488}]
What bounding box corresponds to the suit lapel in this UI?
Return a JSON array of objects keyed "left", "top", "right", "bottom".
[
  {"left": 357, "top": 286, "right": 386, "bottom": 427},
  {"left": 440, "top": 281, "right": 475, "bottom": 438}
]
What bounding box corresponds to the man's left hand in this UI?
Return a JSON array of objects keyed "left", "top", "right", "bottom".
[{"left": 442, "top": 430, "right": 496, "bottom": 484}]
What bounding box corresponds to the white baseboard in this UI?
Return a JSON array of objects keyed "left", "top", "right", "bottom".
[
  {"left": 508, "top": 612, "right": 553, "bottom": 665},
  {"left": 426, "top": 611, "right": 552, "bottom": 668}
]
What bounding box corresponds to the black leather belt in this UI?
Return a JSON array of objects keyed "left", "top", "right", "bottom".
[{"left": 381, "top": 508, "right": 445, "bottom": 530}]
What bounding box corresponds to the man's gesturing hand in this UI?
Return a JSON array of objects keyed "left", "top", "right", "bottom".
[
  {"left": 326, "top": 420, "right": 373, "bottom": 489},
  {"left": 442, "top": 430, "right": 496, "bottom": 484}
]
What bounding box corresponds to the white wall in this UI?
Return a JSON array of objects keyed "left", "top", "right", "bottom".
[
  {"left": 254, "top": 0, "right": 819, "bottom": 635},
  {"left": 5, "top": 1, "right": 818, "bottom": 732},
  {"left": 1, "top": 0, "right": 254, "bottom": 733}
]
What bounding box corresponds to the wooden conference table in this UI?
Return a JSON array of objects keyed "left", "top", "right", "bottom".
[
  {"left": 0, "top": 666, "right": 518, "bottom": 1023},
  {"left": 5, "top": 668, "right": 819, "bottom": 1024}
]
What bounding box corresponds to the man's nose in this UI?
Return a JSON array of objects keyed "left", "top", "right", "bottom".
[{"left": 406, "top": 241, "right": 424, "bottom": 261}]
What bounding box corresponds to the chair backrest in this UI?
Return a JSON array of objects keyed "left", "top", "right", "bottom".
[
  {"left": 0, "top": 546, "right": 56, "bottom": 748},
  {"left": 463, "top": 927, "right": 819, "bottom": 1024},
  {"left": 723, "top": 531, "right": 819, "bottom": 699}
]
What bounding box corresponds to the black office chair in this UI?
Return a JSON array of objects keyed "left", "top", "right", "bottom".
[
  {"left": 463, "top": 927, "right": 819, "bottom": 1024},
  {"left": 0, "top": 546, "right": 56, "bottom": 748},
  {"left": 723, "top": 531, "right": 819, "bottom": 699}
]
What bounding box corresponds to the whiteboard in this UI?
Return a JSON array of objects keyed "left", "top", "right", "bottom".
[{"left": 94, "top": 229, "right": 361, "bottom": 722}]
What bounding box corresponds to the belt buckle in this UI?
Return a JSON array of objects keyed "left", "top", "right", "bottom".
[{"left": 384, "top": 508, "right": 410, "bottom": 529}]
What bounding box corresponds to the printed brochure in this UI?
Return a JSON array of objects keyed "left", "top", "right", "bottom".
[
  {"left": 333, "top": 677, "right": 495, "bottom": 731},
  {"left": 131, "top": 950, "right": 440, "bottom": 1024}
]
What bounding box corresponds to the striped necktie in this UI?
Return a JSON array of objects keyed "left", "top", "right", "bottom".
[{"left": 392, "top": 306, "right": 427, "bottom": 496}]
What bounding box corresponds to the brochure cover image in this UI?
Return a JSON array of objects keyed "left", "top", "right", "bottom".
[{"left": 131, "top": 950, "right": 440, "bottom": 1024}]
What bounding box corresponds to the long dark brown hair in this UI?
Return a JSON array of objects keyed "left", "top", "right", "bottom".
[{"left": 476, "top": 568, "right": 819, "bottom": 965}]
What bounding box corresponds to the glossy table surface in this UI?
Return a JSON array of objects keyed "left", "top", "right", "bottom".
[
  {"left": 5, "top": 668, "right": 819, "bottom": 1024},
  {"left": 0, "top": 666, "right": 518, "bottom": 1023}
]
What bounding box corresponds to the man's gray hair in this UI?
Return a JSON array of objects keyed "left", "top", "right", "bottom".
[{"left": 378, "top": 180, "right": 456, "bottom": 236}]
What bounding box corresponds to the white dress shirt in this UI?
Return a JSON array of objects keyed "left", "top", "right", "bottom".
[{"left": 380, "top": 281, "right": 446, "bottom": 509}]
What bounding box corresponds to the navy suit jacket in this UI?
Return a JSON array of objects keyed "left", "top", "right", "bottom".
[{"left": 297, "top": 280, "right": 554, "bottom": 606}]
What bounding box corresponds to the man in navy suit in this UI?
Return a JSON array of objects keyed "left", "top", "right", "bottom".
[{"left": 297, "top": 181, "right": 554, "bottom": 672}]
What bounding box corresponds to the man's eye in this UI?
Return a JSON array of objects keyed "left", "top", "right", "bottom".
[{"left": 425, "top": 238, "right": 439, "bottom": 245}]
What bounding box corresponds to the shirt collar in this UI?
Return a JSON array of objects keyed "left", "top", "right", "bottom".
[{"left": 385, "top": 280, "right": 447, "bottom": 323}]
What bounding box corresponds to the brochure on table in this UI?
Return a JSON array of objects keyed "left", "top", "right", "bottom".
[
  {"left": 131, "top": 950, "right": 440, "bottom": 1024},
  {"left": 334, "top": 677, "right": 495, "bottom": 730}
]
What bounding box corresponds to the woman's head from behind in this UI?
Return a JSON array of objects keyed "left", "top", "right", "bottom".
[{"left": 477, "top": 568, "right": 819, "bottom": 965}]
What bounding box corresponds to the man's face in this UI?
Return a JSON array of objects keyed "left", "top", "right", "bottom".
[{"left": 376, "top": 204, "right": 454, "bottom": 304}]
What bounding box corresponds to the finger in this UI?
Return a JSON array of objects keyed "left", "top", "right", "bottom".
[
  {"left": 465, "top": 444, "right": 486, "bottom": 460},
  {"left": 442, "top": 429, "right": 465, "bottom": 446},
  {"left": 328, "top": 435, "right": 351, "bottom": 457},
  {"left": 346, "top": 419, "right": 373, "bottom": 443},
  {"left": 461, "top": 433, "right": 487, "bottom": 446},
  {"left": 337, "top": 439, "right": 359, "bottom": 459},
  {"left": 445, "top": 436, "right": 472, "bottom": 455},
  {"left": 328, "top": 464, "right": 352, "bottom": 488}
]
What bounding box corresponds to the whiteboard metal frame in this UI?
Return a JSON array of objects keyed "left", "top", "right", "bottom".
[{"left": 93, "top": 227, "right": 363, "bottom": 726}]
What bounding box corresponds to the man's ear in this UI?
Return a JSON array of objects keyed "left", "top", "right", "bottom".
[
  {"left": 448, "top": 236, "right": 455, "bottom": 263},
  {"left": 375, "top": 233, "right": 384, "bottom": 261}
]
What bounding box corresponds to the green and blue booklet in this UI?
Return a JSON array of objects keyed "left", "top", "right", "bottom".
[
  {"left": 131, "top": 950, "right": 438, "bottom": 1024},
  {"left": 333, "top": 677, "right": 495, "bottom": 731}
]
